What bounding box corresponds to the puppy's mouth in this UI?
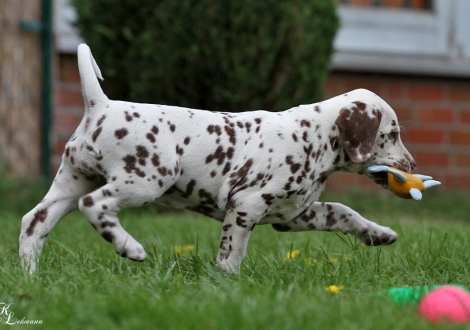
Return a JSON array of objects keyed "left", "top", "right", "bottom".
[{"left": 368, "top": 171, "right": 388, "bottom": 186}]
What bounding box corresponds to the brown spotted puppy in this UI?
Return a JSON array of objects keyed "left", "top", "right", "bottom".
[{"left": 20, "top": 44, "right": 416, "bottom": 274}]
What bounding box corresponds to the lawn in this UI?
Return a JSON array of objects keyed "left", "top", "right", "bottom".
[{"left": 0, "top": 178, "right": 469, "bottom": 329}]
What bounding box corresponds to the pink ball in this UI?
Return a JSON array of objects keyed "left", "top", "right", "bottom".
[{"left": 418, "top": 286, "right": 470, "bottom": 323}]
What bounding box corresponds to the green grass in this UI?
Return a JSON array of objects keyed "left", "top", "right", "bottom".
[{"left": 1, "top": 182, "right": 470, "bottom": 329}]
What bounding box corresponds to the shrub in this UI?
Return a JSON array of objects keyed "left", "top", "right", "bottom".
[{"left": 72, "top": 0, "right": 338, "bottom": 112}]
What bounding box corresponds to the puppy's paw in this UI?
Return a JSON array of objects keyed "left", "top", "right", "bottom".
[
  {"left": 356, "top": 225, "right": 398, "bottom": 246},
  {"left": 216, "top": 255, "right": 240, "bottom": 275},
  {"left": 118, "top": 240, "right": 147, "bottom": 262}
]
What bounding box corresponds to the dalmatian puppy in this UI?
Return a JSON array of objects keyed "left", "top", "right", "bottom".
[{"left": 19, "top": 44, "right": 416, "bottom": 274}]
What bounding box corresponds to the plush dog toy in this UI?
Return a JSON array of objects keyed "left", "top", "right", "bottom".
[{"left": 367, "top": 165, "right": 441, "bottom": 200}]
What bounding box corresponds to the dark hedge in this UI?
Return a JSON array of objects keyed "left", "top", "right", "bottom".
[{"left": 72, "top": 0, "right": 338, "bottom": 112}]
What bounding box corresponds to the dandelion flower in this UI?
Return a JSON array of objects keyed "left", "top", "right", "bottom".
[
  {"left": 327, "top": 258, "right": 338, "bottom": 264},
  {"left": 172, "top": 244, "right": 196, "bottom": 257},
  {"left": 326, "top": 285, "right": 344, "bottom": 294},
  {"left": 284, "top": 250, "right": 300, "bottom": 260},
  {"left": 303, "top": 257, "right": 317, "bottom": 265}
]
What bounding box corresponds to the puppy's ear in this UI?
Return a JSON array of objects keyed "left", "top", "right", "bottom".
[{"left": 335, "top": 101, "right": 382, "bottom": 163}]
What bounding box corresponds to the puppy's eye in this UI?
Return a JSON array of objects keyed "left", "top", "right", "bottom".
[
  {"left": 380, "top": 134, "right": 385, "bottom": 139},
  {"left": 388, "top": 131, "right": 398, "bottom": 142}
]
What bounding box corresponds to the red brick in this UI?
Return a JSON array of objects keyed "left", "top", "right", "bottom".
[
  {"left": 59, "top": 56, "right": 81, "bottom": 83},
  {"left": 54, "top": 139, "right": 67, "bottom": 155},
  {"left": 55, "top": 89, "right": 84, "bottom": 107},
  {"left": 392, "top": 106, "right": 413, "bottom": 122},
  {"left": 446, "top": 174, "right": 470, "bottom": 189},
  {"left": 409, "top": 84, "right": 444, "bottom": 101},
  {"left": 456, "top": 154, "right": 470, "bottom": 167},
  {"left": 345, "top": 80, "right": 382, "bottom": 95},
  {"left": 54, "top": 113, "right": 82, "bottom": 133},
  {"left": 387, "top": 83, "right": 403, "bottom": 99},
  {"left": 324, "top": 78, "right": 342, "bottom": 97},
  {"left": 450, "top": 131, "right": 470, "bottom": 145},
  {"left": 413, "top": 152, "right": 449, "bottom": 166},
  {"left": 460, "top": 110, "right": 470, "bottom": 123},
  {"left": 419, "top": 107, "right": 453, "bottom": 123},
  {"left": 450, "top": 85, "right": 470, "bottom": 102},
  {"left": 404, "top": 128, "right": 443, "bottom": 144}
]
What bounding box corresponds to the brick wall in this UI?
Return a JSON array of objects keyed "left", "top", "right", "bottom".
[
  {"left": 53, "top": 54, "right": 83, "bottom": 174},
  {"left": 52, "top": 55, "right": 470, "bottom": 192}
]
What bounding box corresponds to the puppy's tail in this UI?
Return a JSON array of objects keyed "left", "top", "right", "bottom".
[{"left": 77, "top": 43, "right": 108, "bottom": 112}]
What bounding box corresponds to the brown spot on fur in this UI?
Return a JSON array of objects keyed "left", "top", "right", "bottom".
[
  {"left": 146, "top": 133, "right": 156, "bottom": 143},
  {"left": 229, "top": 159, "right": 253, "bottom": 186},
  {"left": 92, "top": 126, "right": 102, "bottom": 142},
  {"left": 285, "top": 155, "right": 301, "bottom": 174},
  {"left": 222, "top": 162, "right": 231, "bottom": 176},
  {"left": 185, "top": 180, "right": 196, "bottom": 195},
  {"left": 261, "top": 193, "right": 275, "bottom": 206},
  {"left": 245, "top": 122, "right": 252, "bottom": 133},
  {"left": 224, "top": 126, "right": 236, "bottom": 145},
  {"left": 97, "top": 115, "right": 106, "bottom": 126},
  {"left": 26, "top": 208, "right": 48, "bottom": 236},
  {"left": 151, "top": 154, "right": 160, "bottom": 167},
  {"left": 102, "top": 231, "right": 114, "bottom": 243},
  {"left": 82, "top": 196, "right": 94, "bottom": 207},
  {"left": 176, "top": 145, "right": 184, "bottom": 156},
  {"left": 115, "top": 128, "right": 128, "bottom": 139},
  {"left": 125, "top": 112, "right": 133, "bottom": 122},
  {"left": 136, "top": 145, "right": 149, "bottom": 159},
  {"left": 101, "top": 221, "right": 116, "bottom": 228},
  {"left": 236, "top": 217, "right": 247, "bottom": 228}
]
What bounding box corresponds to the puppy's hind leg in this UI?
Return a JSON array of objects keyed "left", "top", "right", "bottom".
[
  {"left": 19, "top": 162, "right": 103, "bottom": 273},
  {"left": 78, "top": 175, "right": 176, "bottom": 262}
]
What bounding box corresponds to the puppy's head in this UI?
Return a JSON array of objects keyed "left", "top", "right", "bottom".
[{"left": 334, "top": 99, "right": 415, "bottom": 186}]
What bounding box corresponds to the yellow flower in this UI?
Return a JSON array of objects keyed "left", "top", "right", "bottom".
[
  {"left": 327, "top": 258, "right": 338, "bottom": 264},
  {"left": 172, "top": 244, "right": 196, "bottom": 257},
  {"left": 284, "top": 250, "right": 300, "bottom": 260},
  {"left": 303, "top": 257, "right": 317, "bottom": 265},
  {"left": 326, "top": 285, "right": 344, "bottom": 294}
]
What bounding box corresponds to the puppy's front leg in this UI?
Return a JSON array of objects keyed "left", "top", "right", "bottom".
[
  {"left": 272, "top": 202, "right": 398, "bottom": 246},
  {"left": 216, "top": 210, "right": 260, "bottom": 274}
]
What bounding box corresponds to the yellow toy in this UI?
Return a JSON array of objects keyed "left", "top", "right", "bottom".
[{"left": 367, "top": 165, "right": 441, "bottom": 200}]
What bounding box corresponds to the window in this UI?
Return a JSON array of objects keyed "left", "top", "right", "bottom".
[
  {"left": 331, "top": 0, "right": 470, "bottom": 78},
  {"left": 337, "top": 0, "right": 432, "bottom": 10}
]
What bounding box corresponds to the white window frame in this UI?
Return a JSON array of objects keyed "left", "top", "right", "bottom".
[{"left": 332, "top": 0, "right": 470, "bottom": 77}]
